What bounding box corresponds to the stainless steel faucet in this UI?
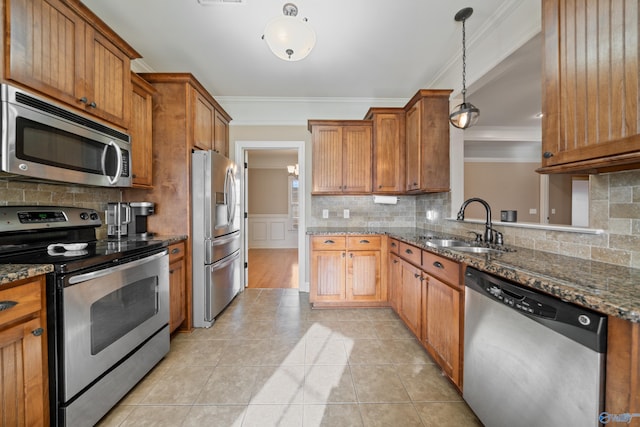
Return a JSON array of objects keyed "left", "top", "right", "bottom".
[{"left": 457, "top": 197, "right": 495, "bottom": 243}]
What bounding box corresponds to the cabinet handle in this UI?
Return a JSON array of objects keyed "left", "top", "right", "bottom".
[
  {"left": 79, "top": 96, "right": 88, "bottom": 104},
  {"left": 393, "top": 259, "right": 399, "bottom": 264},
  {"left": 391, "top": 242, "right": 397, "bottom": 247},
  {"left": 414, "top": 273, "right": 421, "bottom": 279},
  {"left": 342, "top": 252, "right": 346, "bottom": 258},
  {"left": 324, "top": 239, "right": 335, "bottom": 244},
  {"left": 171, "top": 248, "right": 181, "bottom": 254},
  {"left": 350, "top": 253, "right": 354, "bottom": 258},
  {"left": 169, "top": 270, "right": 175, "bottom": 274},
  {"left": 32, "top": 328, "right": 44, "bottom": 337},
  {"left": 543, "top": 151, "right": 554, "bottom": 159},
  {"left": 88, "top": 101, "right": 97, "bottom": 108},
  {"left": 405, "top": 249, "right": 413, "bottom": 255},
  {"left": 378, "top": 185, "right": 382, "bottom": 189},
  {"left": 359, "top": 239, "right": 370, "bottom": 244},
  {"left": 0, "top": 300, "right": 17, "bottom": 311},
  {"left": 433, "top": 261, "right": 444, "bottom": 269}
]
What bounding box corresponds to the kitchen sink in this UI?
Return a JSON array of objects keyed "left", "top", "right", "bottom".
[
  {"left": 449, "top": 246, "right": 504, "bottom": 254},
  {"left": 422, "top": 237, "right": 471, "bottom": 248}
]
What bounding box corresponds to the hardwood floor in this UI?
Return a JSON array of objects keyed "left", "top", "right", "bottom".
[{"left": 247, "top": 248, "right": 298, "bottom": 289}]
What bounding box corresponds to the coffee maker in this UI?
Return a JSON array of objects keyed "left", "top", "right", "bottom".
[{"left": 106, "top": 202, "right": 155, "bottom": 238}]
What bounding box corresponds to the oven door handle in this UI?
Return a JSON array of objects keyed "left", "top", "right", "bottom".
[{"left": 68, "top": 250, "right": 167, "bottom": 285}]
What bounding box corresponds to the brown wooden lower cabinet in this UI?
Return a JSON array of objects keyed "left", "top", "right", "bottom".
[
  {"left": 168, "top": 241, "right": 187, "bottom": 333},
  {"left": 398, "top": 259, "right": 423, "bottom": 340},
  {"left": 605, "top": 316, "right": 640, "bottom": 417},
  {"left": 0, "top": 276, "right": 48, "bottom": 426},
  {"left": 310, "top": 235, "right": 387, "bottom": 307}
]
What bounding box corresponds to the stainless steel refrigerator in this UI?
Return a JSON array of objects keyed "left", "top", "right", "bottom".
[{"left": 192, "top": 150, "right": 241, "bottom": 327}]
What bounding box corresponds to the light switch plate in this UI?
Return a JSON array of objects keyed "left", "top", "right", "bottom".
[
  {"left": 343, "top": 209, "right": 350, "bottom": 218},
  {"left": 322, "top": 209, "right": 329, "bottom": 219}
]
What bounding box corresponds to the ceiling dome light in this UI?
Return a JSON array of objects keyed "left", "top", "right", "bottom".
[
  {"left": 449, "top": 7, "right": 480, "bottom": 129},
  {"left": 262, "top": 3, "right": 316, "bottom": 61}
]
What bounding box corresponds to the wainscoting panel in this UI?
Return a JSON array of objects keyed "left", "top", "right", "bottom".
[{"left": 248, "top": 214, "right": 297, "bottom": 248}]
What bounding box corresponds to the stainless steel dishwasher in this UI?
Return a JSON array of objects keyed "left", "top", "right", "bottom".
[{"left": 463, "top": 267, "right": 607, "bottom": 427}]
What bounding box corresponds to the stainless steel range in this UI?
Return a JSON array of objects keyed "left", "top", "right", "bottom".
[{"left": 0, "top": 206, "right": 170, "bottom": 426}]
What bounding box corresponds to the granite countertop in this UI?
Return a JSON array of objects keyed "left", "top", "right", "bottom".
[
  {"left": 0, "top": 235, "right": 187, "bottom": 287},
  {"left": 307, "top": 227, "right": 640, "bottom": 323}
]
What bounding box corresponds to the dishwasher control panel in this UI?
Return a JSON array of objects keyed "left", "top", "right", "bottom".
[{"left": 484, "top": 284, "right": 557, "bottom": 318}]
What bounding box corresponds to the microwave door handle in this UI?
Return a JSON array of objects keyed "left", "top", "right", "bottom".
[{"left": 102, "top": 141, "right": 123, "bottom": 185}]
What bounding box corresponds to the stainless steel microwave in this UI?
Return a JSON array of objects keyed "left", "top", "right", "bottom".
[{"left": 1, "top": 84, "right": 131, "bottom": 187}]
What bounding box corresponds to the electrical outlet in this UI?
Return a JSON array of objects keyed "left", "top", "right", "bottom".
[
  {"left": 551, "top": 208, "right": 556, "bottom": 214},
  {"left": 529, "top": 208, "right": 537, "bottom": 215},
  {"left": 343, "top": 209, "right": 350, "bottom": 219},
  {"left": 322, "top": 209, "right": 329, "bottom": 219}
]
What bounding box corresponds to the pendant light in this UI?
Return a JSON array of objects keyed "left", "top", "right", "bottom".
[
  {"left": 262, "top": 3, "right": 316, "bottom": 61},
  {"left": 449, "top": 7, "right": 480, "bottom": 129}
]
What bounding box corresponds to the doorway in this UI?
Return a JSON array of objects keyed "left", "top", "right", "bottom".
[{"left": 235, "top": 141, "right": 307, "bottom": 292}]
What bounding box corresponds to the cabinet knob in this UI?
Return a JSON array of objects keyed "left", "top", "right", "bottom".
[
  {"left": 171, "top": 248, "right": 181, "bottom": 254},
  {"left": 378, "top": 185, "right": 382, "bottom": 189},
  {"left": 88, "top": 101, "right": 97, "bottom": 108},
  {"left": 405, "top": 249, "right": 413, "bottom": 255},
  {"left": 414, "top": 273, "right": 421, "bottom": 279},
  {"left": 32, "top": 327, "right": 44, "bottom": 337},
  {"left": 543, "top": 151, "right": 554, "bottom": 159},
  {"left": 393, "top": 259, "right": 399, "bottom": 264},
  {"left": 79, "top": 96, "right": 88, "bottom": 104},
  {"left": 0, "top": 300, "right": 17, "bottom": 311}
]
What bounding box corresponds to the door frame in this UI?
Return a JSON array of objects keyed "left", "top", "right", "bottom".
[{"left": 235, "top": 140, "right": 307, "bottom": 292}]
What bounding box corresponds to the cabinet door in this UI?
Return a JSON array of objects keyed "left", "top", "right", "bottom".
[
  {"left": 346, "top": 250, "right": 380, "bottom": 301},
  {"left": 130, "top": 74, "right": 154, "bottom": 188},
  {"left": 310, "top": 250, "right": 346, "bottom": 302},
  {"left": 85, "top": 29, "right": 131, "bottom": 128},
  {"left": 419, "top": 95, "right": 450, "bottom": 192},
  {"left": 214, "top": 110, "right": 229, "bottom": 157},
  {"left": 399, "top": 260, "right": 423, "bottom": 339},
  {"left": 192, "top": 89, "right": 215, "bottom": 150},
  {"left": 540, "top": 0, "right": 640, "bottom": 172},
  {"left": 0, "top": 317, "right": 46, "bottom": 426},
  {"left": 169, "top": 258, "right": 186, "bottom": 333},
  {"left": 342, "top": 126, "right": 372, "bottom": 193},
  {"left": 372, "top": 112, "right": 405, "bottom": 193},
  {"left": 312, "top": 126, "right": 344, "bottom": 193},
  {"left": 405, "top": 102, "right": 421, "bottom": 191},
  {"left": 388, "top": 254, "right": 402, "bottom": 312},
  {"left": 423, "top": 275, "right": 461, "bottom": 386},
  {"left": 7, "top": 0, "right": 84, "bottom": 104}
]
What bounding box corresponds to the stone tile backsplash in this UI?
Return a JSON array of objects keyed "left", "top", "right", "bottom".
[
  {"left": 310, "top": 170, "right": 640, "bottom": 268},
  {"left": 0, "top": 180, "right": 121, "bottom": 239}
]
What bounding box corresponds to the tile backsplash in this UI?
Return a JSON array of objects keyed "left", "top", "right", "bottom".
[
  {"left": 0, "top": 179, "right": 120, "bottom": 239},
  {"left": 309, "top": 170, "right": 640, "bottom": 268}
]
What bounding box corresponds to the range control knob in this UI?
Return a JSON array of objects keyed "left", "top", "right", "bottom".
[
  {"left": 79, "top": 212, "right": 89, "bottom": 220},
  {"left": 89, "top": 212, "right": 99, "bottom": 220}
]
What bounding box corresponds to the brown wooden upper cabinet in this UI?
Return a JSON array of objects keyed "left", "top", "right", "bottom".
[
  {"left": 191, "top": 85, "right": 231, "bottom": 156},
  {"left": 130, "top": 73, "right": 155, "bottom": 188},
  {"left": 309, "top": 120, "right": 373, "bottom": 194},
  {"left": 364, "top": 108, "right": 406, "bottom": 193},
  {"left": 539, "top": 0, "right": 640, "bottom": 174},
  {"left": 4, "top": 0, "right": 140, "bottom": 129},
  {"left": 404, "top": 89, "right": 452, "bottom": 193}
]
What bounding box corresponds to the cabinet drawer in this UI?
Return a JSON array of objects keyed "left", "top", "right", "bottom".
[
  {"left": 347, "top": 236, "right": 381, "bottom": 250},
  {"left": 389, "top": 239, "right": 400, "bottom": 254},
  {"left": 168, "top": 241, "right": 186, "bottom": 263},
  {"left": 422, "top": 251, "right": 461, "bottom": 286},
  {"left": 398, "top": 242, "right": 421, "bottom": 266},
  {"left": 0, "top": 279, "right": 42, "bottom": 327},
  {"left": 312, "top": 236, "right": 347, "bottom": 250}
]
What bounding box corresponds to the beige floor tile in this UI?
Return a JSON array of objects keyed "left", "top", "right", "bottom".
[
  {"left": 395, "top": 363, "right": 462, "bottom": 402},
  {"left": 350, "top": 365, "right": 411, "bottom": 403},
  {"left": 217, "top": 339, "right": 270, "bottom": 365},
  {"left": 250, "top": 365, "right": 305, "bottom": 404},
  {"left": 378, "top": 339, "right": 433, "bottom": 364},
  {"left": 365, "top": 308, "right": 399, "bottom": 321},
  {"left": 118, "top": 405, "right": 192, "bottom": 427},
  {"left": 414, "top": 402, "right": 483, "bottom": 427},
  {"left": 338, "top": 321, "right": 379, "bottom": 339},
  {"left": 335, "top": 309, "right": 372, "bottom": 321},
  {"left": 304, "top": 365, "right": 357, "bottom": 403},
  {"left": 346, "top": 339, "right": 394, "bottom": 365},
  {"left": 260, "top": 338, "right": 306, "bottom": 365},
  {"left": 307, "top": 309, "right": 341, "bottom": 322},
  {"left": 242, "top": 404, "right": 304, "bottom": 427},
  {"left": 372, "top": 320, "right": 415, "bottom": 340},
  {"left": 96, "top": 405, "right": 134, "bottom": 426},
  {"left": 183, "top": 405, "right": 247, "bottom": 427},
  {"left": 359, "top": 403, "right": 423, "bottom": 427},
  {"left": 306, "top": 338, "right": 349, "bottom": 365},
  {"left": 303, "top": 404, "right": 364, "bottom": 427},
  {"left": 196, "top": 365, "right": 259, "bottom": 404},
  {"left": 166, "top": 338, "right": 227, "bottom": 366},
  {"left": 304, "top": 321, "right": 346, "bottom": 340},
  {"left": 141, "top": 365, "right": 213, "bottom": 405}
]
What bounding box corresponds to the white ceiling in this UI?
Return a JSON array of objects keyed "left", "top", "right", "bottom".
[{"left": 83, "top": 0, "right": 542, "bottom": 152}]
